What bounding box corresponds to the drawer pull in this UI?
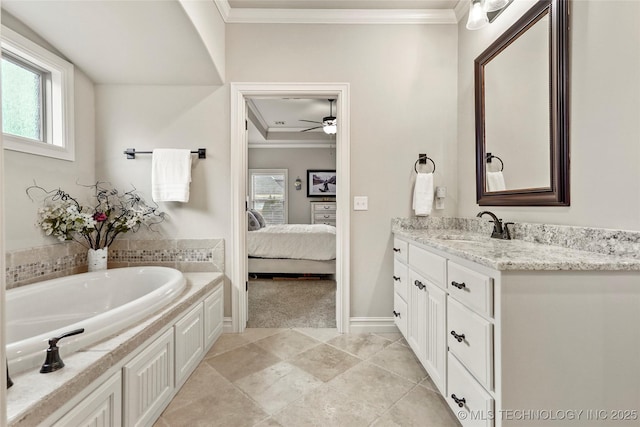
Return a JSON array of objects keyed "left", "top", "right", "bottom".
[
  {"left": 393, "top": 310, "right": 401, "bottom": 318},
  {"left": 393, "top": 248, "right": 401, "bottom": 253},
  {"left": 393, "top": 276, "right": 401, "bottom": 282},
  {"left": 324, "top": 215, "right": 330, "bottom": 218},
  {"left": 451, "top": 281, "right": 467, "bottom": 290},
  {"left": 324, "top": 206, "right": 331, "bottom": 209},
  {"left": 451, "top": 394, "right": 466, "bottom": 408},
  {"left": 414, "top": 280, "right": 425, "bottom": 290},
  {"left": 450, "top": 330, "right": 466, "bottom": 343}
]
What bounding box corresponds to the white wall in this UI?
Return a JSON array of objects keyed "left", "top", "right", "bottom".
[
  {"left": 248, "top": 147, "right": 336, "bottom": 224},
  {"left": 457, "top": 0, "right": 640, "bottom": 230},
  {"left": 2, "top": 14, "right": 96, "bottom": 251},
  {"left": 228, "top": 23, "right": 458, "bottom": 318},
  {"left": 94, "top": 84, "right": 231, "bottom": 310}
]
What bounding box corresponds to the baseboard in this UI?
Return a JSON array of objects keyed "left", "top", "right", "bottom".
[
  {"left": 349, "top": 317, "right": 399, "bottom": 334},
  {"left": 223, "top": 316, "right": 234, "bottom": 333}
]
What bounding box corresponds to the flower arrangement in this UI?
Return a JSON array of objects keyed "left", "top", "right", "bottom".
[{"left": 28, "top": 182, "right": 165, "bottom": 250}]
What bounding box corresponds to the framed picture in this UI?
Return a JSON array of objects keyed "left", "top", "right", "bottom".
[{"left": 307, "top": 170, "right": 337, "bottom": 197}]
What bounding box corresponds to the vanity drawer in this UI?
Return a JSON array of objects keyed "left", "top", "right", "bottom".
[
  {"left": 447, "top": 298, "right": 493, "bottom": 390},
  {"left": 393, "top": 259, "right": 409, "bottom": 302},
  {"left": 393, "top": 292, "right": 408, "bottom": 338},
  {"left": 314, "top": 212, "right": 336, "bottom": 221},
  {"left": 408, "top": 245, "right": 446, "bottom": 289},
  {"left": 393, "top": 238, "right": 409, "bottom": 263},
  {"left": 447, "top": 353, "right": 494, "bottom": 427},
  {"left": 447, "top": 261, "right": 493, "bottom": 317}
]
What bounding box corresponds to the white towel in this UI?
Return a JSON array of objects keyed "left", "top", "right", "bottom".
[
  {"left": 486, "top": 171, "right": 506, "bottom": 192},
  {"left": 152, "top": 149, "right": 192, "bottom": 202},
  {"left": 412, "top": 172, "right": 434, "bottom": 216}
]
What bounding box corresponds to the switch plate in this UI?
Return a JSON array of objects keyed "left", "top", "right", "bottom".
[{"left": 354, "top": 196, "right": 368, "bottom": 211}]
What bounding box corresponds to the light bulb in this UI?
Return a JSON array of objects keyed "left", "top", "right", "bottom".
[
  {"left": 483, "top": 0, "right": 509, "bottom": 12},
  {"left": 466, "top": 0, "right": 489, "bottom": 30}
]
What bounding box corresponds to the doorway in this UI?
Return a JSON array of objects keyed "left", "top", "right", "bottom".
[{"left": 230, "top": 83, "right": 350, "bottom": 333}]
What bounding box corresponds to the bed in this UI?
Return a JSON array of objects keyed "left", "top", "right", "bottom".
[{"left": 247, "top": 224, "right": 336, "bottom": 274}]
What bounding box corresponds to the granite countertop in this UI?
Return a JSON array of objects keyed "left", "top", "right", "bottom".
[
  {"left": 7, "top": 272, "right": 223, "bottom": 427},
  {"left": 393, "top": 228, "right": 640, "bottom": 271}
]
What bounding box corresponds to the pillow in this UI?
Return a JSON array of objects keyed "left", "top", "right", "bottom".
[
  {"left": 247, "top": 211, "right": 261, "bottom": 231},
  {"left": 250, "top": 209, "right": 266, "bottom": 228}
]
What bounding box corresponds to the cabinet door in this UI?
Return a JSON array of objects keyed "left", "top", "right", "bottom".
[
  {"left": 407, "top": 270, "right": 427, "bottom": 364},
  {"left": 393, "top": 292, "right": 408, "bottom": 338},
  {"left": 204, "top": 286, "right": 224, "bottom": 349},
  {"left": 424, "top": 281, "right": 446, "bottom": 395},
  {"left": 123, "top": 329, "right": 174, "bottom": 427},
  {"left": 175, "top": 304, "right": 204, "bottom": 387},
  {"left": 53, "top": 372, "right": 122, "bottom": 427}
]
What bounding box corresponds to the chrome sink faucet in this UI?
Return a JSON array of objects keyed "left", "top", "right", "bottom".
[{"left": 476, "top": 211, "right": 513, "bottom": 240}]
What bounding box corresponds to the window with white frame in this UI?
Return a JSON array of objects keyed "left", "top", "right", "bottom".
[
  {"left": 249, "top": 169, "right": 288, "bottom": 225},
  {"left": 1, "top": 25, "right": 75, "bottom": 161}
]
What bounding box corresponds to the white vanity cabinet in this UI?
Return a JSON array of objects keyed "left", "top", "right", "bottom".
[
  {"left": 394, "top": 234, "right": 640, "bottom": 427},
  {"left": 392, "top": 238, "right": 447, "bottom": 395}
]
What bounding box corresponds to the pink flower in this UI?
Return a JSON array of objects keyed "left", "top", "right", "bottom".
[{"left": 93, "top": 212, "right": 108, "bottom": 222}]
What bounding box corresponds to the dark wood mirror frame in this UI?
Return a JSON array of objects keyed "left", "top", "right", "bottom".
[{"left": 475, "top": 0, "right": 570, "bottom": 206}]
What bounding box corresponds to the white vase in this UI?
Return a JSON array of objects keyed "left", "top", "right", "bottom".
[{"left": 87, "top": 247, "right": 108, "bottom": 272}]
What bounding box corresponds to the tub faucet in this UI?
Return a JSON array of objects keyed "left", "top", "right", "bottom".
[
  {"left": 40, "top": 328, "right": 85, "bottom": 373},
  {"left": 476, "top": 211, "right": 513, "bottom": 240}
]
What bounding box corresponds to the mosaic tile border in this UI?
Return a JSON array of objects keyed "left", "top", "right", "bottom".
[
  {"left": 392, "top": 217, "right": 640, "bottom": 259},
  {"left": 5, "top": 238, "right": 224, "bottom": 289}
]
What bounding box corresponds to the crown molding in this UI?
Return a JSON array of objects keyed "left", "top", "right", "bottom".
[
  {"left": 454, "top": 0, "right": 470, "bottom": 22},
  {"left": 214, "top": 0, "right": 231, "bottom": 21},
  {"left": 221, "top": 7, "right": 457, "bottom": 25}
]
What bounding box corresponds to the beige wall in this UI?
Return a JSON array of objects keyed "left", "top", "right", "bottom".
[
  {"left": 2, "top": 14, "right": 96, "bottom": 251},
  {"left": 249, "top": 147, "right": 336, "bottom": 224},
  {"left": 457, "top": 0, "right": 640, "bottom": 230},
  {"left": 228, "top": 23, "right": 458, "bottom": 318}
]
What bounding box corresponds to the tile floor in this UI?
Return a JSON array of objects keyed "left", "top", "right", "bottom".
[{"left": 154, "top": 328, "right": 462, "bottom": 427}]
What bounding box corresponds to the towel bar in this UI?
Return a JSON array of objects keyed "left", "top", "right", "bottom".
[{"left": 124, "top": 148, "right": 206, "bottom": 160}]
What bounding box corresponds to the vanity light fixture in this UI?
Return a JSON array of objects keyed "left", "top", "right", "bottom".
[
  {"left": 466, "top": 0, "right": 513, "bottom": 30},
  {"left": 294, "top": 176, "right": 302, "bottom": 190}
]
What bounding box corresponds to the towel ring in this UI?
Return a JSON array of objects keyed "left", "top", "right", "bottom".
[
  {"left": 414, "top": 155, "right": 436, "bottom": 174},
  {"left": 486, "top": 153, "right": 504, "bottom": 171}
]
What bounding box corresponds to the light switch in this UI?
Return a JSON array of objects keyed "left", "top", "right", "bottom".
[{"left": 354, "top": 196, "right": 368, "bottom": 211}]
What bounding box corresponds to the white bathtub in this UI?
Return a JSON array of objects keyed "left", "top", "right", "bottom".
[{"left": 6, "top": 267, "right": 186, "bottom": 374}]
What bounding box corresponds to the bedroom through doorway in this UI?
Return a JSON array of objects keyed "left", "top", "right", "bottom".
[{"left": 246, "top": 97, "right": 337, "bottom": 328}]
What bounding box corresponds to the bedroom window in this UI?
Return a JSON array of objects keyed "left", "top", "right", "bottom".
[
  {"left": 249, "top": 169, "right": 288, "bottom": 225},
  {"left": 1, "top": 25, "right": 75, "bottom": 161}
]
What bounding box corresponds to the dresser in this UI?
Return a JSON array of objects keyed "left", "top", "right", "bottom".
[
  {"left": 310, "top": 201, "right": 336, "bottom": 226},
  {"left": 392, "top": 227, "right": 640, "bottom": 427}
]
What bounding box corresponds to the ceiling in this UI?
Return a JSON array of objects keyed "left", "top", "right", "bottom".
[
  {"left": 228, "top": 1, "right": 461, "bottom": 10},
  {"left": 248, "top": 98, "right": 337, "bottom": 147}
]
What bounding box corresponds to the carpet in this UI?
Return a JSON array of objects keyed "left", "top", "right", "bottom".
[{"left": 247, "top": 279, "right": 336, "bottom": 328}]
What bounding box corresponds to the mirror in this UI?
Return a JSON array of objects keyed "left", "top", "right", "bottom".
[{"left": 475, "top": 0, "right": 569, "bottom": 206}]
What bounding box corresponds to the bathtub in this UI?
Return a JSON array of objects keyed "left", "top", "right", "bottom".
[{"left": 6, "top": 266, "right": 186, "bottom": 374}]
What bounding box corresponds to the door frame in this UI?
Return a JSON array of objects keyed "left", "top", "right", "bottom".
[{"left": 230, "top": 82, "right": 350, "bottom": 333}]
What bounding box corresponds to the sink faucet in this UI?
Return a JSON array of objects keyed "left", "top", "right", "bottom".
[{"left": 476, "top": 211, "right": 513, "bottom": 240}]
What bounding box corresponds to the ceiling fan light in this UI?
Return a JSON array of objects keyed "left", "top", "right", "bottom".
[{"left": 323, "top": 119, "right": 337, "bottom": 135}]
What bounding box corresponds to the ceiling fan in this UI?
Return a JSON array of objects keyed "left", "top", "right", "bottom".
[{"left": 299, "top": 99, "right": 337, "bottom": 135}]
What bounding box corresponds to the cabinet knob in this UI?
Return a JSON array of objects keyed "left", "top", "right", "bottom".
[
  {"left": 451, "top": 394, "right": 466, "bottom": 408},
  {"left": 451, "top": 281, "right": 466, "bottom": 290},
  {"left": 393, "top": 276, "right": 401, "bottom": 282},
  {"left": 393, "top": 248, "right": 401, "bottom": 253},
  {"left": 393, "top": 310, "right": 401, "bottom": 318},
  {"left": 450, "top": 330, "right": 465, "bottom": 343},
  {"left": 414, "top": 280, "right": 425, "bottom": 290}
]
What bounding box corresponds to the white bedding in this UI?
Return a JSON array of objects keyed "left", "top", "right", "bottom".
[{"left": 248, "top": 224, "right": 336, "bottom": 261}]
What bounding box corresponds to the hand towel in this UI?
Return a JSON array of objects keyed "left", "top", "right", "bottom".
[
  {"left": 412, "top": 172, "right": 434, "bottom": 216},
  {"left": 152, "top": 149, "right": 192, "bottom": 202},
  {"left": 486, "top": 171, "right": 506, "bottom": 192}
]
